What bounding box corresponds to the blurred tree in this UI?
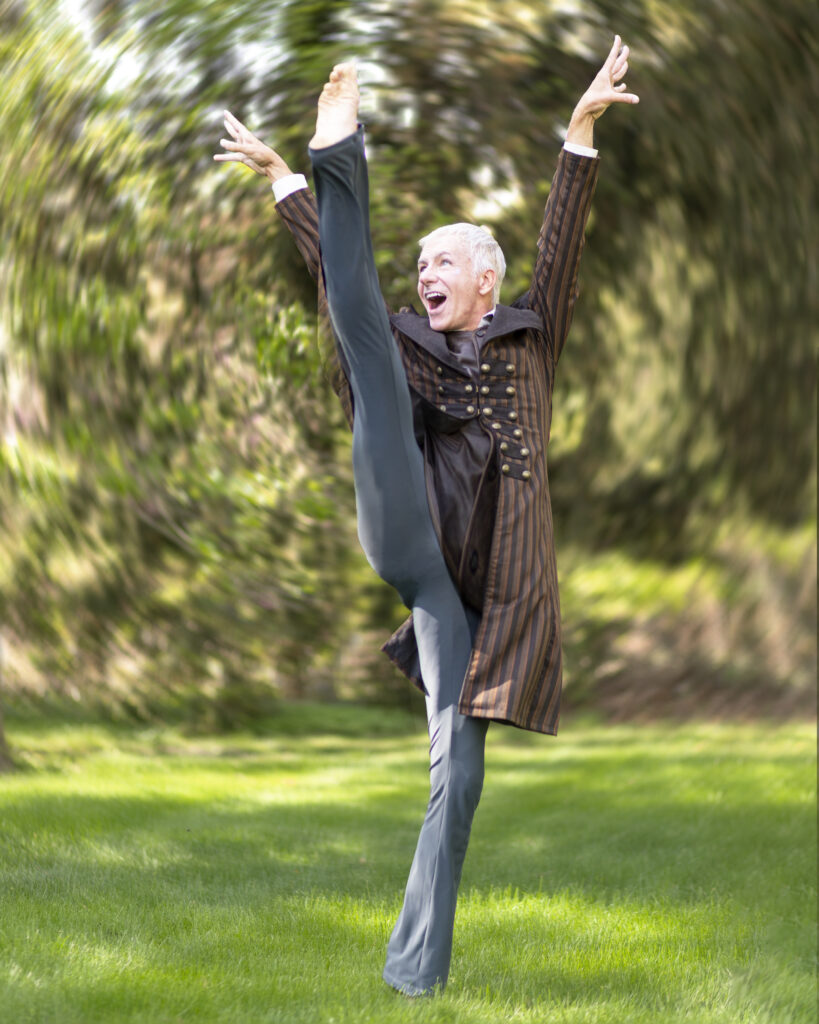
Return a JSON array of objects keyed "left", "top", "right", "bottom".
[
  {"left": 0, "top": 0, "right": 814, "bottom": 721},
  {"left": 0, "top": 0, "right": 376, "bottom": 722}
]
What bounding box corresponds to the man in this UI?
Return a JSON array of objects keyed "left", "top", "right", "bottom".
[{"left": 215, "top": 40, "right": 637, "bottom": 996}]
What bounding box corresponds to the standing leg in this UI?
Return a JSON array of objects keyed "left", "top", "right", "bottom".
[
  {"left": 382, "top": 632, "right": 488, "bottom": 996},
  {"left": 308, "top": 65, "right": 487, "bottom": 995}
]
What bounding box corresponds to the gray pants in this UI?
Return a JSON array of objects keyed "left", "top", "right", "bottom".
[{"left": 309, "top": 131, "right": 489, "bottom": 995}]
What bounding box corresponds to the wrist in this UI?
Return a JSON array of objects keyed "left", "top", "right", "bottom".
[
  {"left": 262, "top": 151, "right": 293, "bottom": 182},
  {"left": 566, "top": 110, "right": 595, "bottom": 149},
  {"left": 265, "top": 165, "right": 290, "bottom": 183}
]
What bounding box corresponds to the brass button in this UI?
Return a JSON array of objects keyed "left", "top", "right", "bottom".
[
  {"left": 506, "top": 363, "right": 515, "bottom": 374},
  {"left": 466, "top": 405, "right": 475, "bottom": 414},
  {"left": 480, "top": 362, "right": 491, "bottom": 373},
  {"left": 491, "top": 421, "right": 502, "bottom": 430},
  {"left": 480, "top": 385, "right": 490, "bottom": 395},
  {"left": 465, "top": 384, "right": 474, "bottom": 393},
  {"left": 506, "top": 386, "right": 515, "bottom": 396},
  {"left": 436, "top": 366, "right": 444, "bottom": 376},
  {"left": 501, "top": 463, "right": 510, "bottom": 474},
  {"left": 513, "top": 428, "right": 522, "bottom": 438},
  {"left": 500, "top": 441, "right": 509, "bottom": 452},
  {"left": 509, "top": 411, "right": 518, "bottom": 421},
  {"left": 522, "top": 470, "right": 532, "bottom": 480},
  {"left": 520, "top": 447, "right": 530, "bottom": 457},
  {"left": 439, "top": 404, "right": 447, "bottom": 412},
  {"left": 482, "top": 407, "right": 493, "bottom": 416},
  {"left": 437, "top": 384, "right": 445, "bottom": 394}
]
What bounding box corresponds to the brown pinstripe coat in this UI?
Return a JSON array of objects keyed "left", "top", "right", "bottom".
[{"left": 276, "top": 148, "right": 599, "bottom": 735}]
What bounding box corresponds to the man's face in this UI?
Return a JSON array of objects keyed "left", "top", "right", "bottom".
[{"left": 417, "top": 233, "right": 494, "bottom": 333}]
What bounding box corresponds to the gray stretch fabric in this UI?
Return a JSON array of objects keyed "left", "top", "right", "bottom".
[{"left": 309, "top": 130, "right": 489, "bottom": 996}]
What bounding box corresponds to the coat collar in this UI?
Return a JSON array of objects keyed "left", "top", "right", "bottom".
[{"left": 389, "top": 303, "right": 544, "bottom": 375}]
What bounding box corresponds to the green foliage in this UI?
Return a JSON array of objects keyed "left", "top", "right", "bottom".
[{"left": 0, "top": 0, "right": 814, "bottom": 721}]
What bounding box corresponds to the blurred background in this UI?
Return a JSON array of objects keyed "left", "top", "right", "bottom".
[{"left": 0, "top": 0, "right": 815, "bottom": 736}]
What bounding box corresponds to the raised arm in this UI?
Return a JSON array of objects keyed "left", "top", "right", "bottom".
[
  {"left": 214, "top": 111, "right": 322, "bottom": 279},
  {"left": 214, "top": 109, "right": 296, "bottom": 182},
  {"left": 214, "top": 112, "right": 354, "bottom": 426},
  {"left": 565, "top": 34, "right": 638, "bottom": 150},
  {"left": 525, "top": 35, "right": 638, "bottom": 366}
]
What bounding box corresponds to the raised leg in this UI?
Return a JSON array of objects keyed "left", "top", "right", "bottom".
[{"left": 307, "top": 65, "right": 487, "bottom": 995}]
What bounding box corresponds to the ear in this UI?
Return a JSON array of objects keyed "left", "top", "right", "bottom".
[{"left": 477, "top": 268, "right": 496, "bottom": 297}]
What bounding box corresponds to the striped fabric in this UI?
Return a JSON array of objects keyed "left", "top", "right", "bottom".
[{"left": 276, "top": 149, "right": 600, "bottom": 735}]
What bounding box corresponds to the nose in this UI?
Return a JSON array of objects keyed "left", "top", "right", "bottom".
[{"left": 419, "top": 266, "right": 436, "bottom": 286}]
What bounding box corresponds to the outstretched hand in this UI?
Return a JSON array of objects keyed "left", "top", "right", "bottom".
[
  {"left": 214, "top": 111, "right": 293, "bottom": 182},
  {"left": 566, "top": 35, "right": 639, "bottom": 148}
]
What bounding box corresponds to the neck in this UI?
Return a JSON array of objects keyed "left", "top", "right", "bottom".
[{"left": 464, "top": 305, "right": 494, "bottom": 331}]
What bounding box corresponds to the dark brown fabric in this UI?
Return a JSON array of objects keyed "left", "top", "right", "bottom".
[
  {"left": 275, "top": 186, "right": 355, "bottom": 428},
  {"left": 275, "top": 149, "right": 600, "bottom": 735},
  {"left": 424, "top": 327, "right": 495, "bottom": 608}
]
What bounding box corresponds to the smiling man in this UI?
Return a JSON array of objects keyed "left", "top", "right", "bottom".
[
  {"left": 417, "top": 223, "right": 502, "bottom": 332},
  {"left": 216, "top": 38, "right": 638, "bottom": 997}
]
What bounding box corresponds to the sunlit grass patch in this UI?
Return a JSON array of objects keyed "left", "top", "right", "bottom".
[{"left": 1, "top": 710, "right": 815, "bottom": 1023}]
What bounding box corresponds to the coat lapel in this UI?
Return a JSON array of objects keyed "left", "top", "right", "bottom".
[
  {"left": 479, "top": 304, "right": 544, "bottom": 350},
  {"left": 389, "top": 311, "right": 466, "bottom": 375},
  {"left": 390, "top": 305, "right": 545, "bottom": 370}
]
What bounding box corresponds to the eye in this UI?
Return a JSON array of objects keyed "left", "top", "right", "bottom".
[{"left": 441, "top": 258, "right": 452, "bottom": 265}]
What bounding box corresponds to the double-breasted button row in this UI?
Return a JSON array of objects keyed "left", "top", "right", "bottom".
[
  {"left": 495, "top": 418, "right": 532, "bottom": 481},
  {"left": 501, "top": 464, "right": 532, "bottom": 481},
  {"left": 474, "top": 360, "right": 517, "bottom": 376},
  {"left": 432, "top": 364, "right": 522, "bottom": 439},
  {"left": 499, "top": 441, "right": 530, "bottom": 458},
  {"left": 432, "top": 360, "right": 532, "bottom": 481},
  {"left": 480, "top": 361, "right": 516, "bottom": 376}
]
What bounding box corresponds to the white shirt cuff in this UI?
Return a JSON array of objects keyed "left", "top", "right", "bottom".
[
  {"left": 563, "top": 141, "right": 598, "bottom": 159},
  {"left": 272, "top": 173, "right": 309, "bottom": 203}
]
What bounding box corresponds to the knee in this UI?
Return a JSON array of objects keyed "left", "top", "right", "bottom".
[
  {"left": 359, "top": 523, "right": 444, "bottom": 608},
  {"left": 433, "top": 716, "right": 485, "bottom": 812},
  {"left": 361, "top": 538, "right": 418, "bottom": 606},
  {"left": 454, "top": 746, "right": 485, "bottom": 812}
]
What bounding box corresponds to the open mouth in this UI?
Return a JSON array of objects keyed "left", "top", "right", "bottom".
[{"left": 426, "top": 291, "right": 446, "bottom": 312}]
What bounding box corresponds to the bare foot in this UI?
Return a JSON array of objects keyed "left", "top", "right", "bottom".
[{"left": 309, "top": 62, "right": 360, "bottom": 150}]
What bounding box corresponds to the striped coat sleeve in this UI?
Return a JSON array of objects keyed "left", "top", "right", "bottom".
[
  {"left": 527, "top": 149, "right": 600, "bottom": 366},
  {"left": 275, "top": 188, "right": 355, "bottom": 428}
]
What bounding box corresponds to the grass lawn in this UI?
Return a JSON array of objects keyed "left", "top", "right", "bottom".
[{"left": 1, "top": 704, "right": 815, "bottom": 1023}]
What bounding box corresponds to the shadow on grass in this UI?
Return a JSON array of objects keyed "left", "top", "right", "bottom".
[{"left": 5, "top": 736, "right": 813, "bottom": 904}]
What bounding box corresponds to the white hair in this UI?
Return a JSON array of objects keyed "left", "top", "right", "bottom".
[{"left": 418, "top": 222, "right": 506, "bottom": 304}]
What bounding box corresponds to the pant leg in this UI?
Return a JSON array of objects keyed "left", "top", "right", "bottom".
[
  {"left": 309, "top": 130, "right": 440, "bottom": 606},
  {"left": 309, "top": 131, "right": 487, "bottom": 995},
  {"left": 383, "top": 675, "right": 489, "bottom": 994}
]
